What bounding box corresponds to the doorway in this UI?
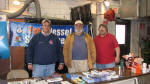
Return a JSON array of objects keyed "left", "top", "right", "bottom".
[{"left": 116, "top": 19, "right": 131, "bottom": 57}]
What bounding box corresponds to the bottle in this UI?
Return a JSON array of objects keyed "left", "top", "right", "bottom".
[
  {"left": 136, "top": 63, "right": 141, "bottom": 74},
  {"left": 131, "top": 66, "right": 136, "bottom": 73},
  {"left": 118, "top": 65, "right": 123, "bottom": 77},
  {"left": 118, "top": 66, "right": 121, "bottom": 76},
  {"left": 120, "top": 59, "right": 124, "bottom": 68},
  {"left": 142, "top": 63, "right": 147, "bottom": 74},
  {"left": 120, "top": 59, "right": 125, "bottom": 73}
]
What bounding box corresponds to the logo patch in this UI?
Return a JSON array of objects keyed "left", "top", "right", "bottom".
[{"left": 49, "top": 40, "right": 53, "bottom": 45}]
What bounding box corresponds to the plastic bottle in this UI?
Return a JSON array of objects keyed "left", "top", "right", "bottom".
[
  {"left": 136, "top": 64, "right": 141, "bottom": 74},
  {"left": 120, "top": 59, "right": 124, "bottom": 68},
  {"left": 120, "top": 59, "right": 125, "bottom": 74},
  {"left": 142, "top": 63, "right": 147, "bottom": 74},
  {"left": 119, "top": 59, "right": 124, "bottom": 77}
]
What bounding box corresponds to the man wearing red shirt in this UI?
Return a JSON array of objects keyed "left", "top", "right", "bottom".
[{"left": 94, "top": 24, "right": 120, "bottom": 69}]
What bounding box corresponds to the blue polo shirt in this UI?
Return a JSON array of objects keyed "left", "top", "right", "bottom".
[{"left": 72, "top": 34, "right": 88, "bottom": 60}]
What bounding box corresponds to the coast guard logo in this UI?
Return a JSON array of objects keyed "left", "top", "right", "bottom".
[{"left": 49, "top": 40, "right": 53, "bottom": 45}]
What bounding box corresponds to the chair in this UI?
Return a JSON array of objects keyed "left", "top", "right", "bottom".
[{"left": 7, "top": 69, "right": 29, "bottom": 80}]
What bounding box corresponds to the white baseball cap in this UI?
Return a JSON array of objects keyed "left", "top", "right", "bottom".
[
  {"left": 42, "top": 19, "right": 51, "bottom": 24},
  {"left": 75, "top": 20, "right": 83, "bottom": 25}
]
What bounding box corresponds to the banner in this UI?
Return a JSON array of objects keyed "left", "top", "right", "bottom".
[
  {"left": 10, "top": 22, "right": 88, "bottom": 46},
  {"left": 0, "top": 21, "right": 9, "bottom": 59},
  {"left": 0, "top": 15, "right": 6, "bottom": 21}
]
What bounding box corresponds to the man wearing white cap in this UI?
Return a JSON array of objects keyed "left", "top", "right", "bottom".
[{"left": 63, "top": 20, "right": 96, "bottom": 73}]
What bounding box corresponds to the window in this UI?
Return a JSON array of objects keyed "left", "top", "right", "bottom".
[{"left": 116, "top": 24, "right": 126, "bottom": 44}]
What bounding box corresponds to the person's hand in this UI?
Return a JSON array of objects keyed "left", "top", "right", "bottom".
[
  {"left": 58, "top": 64, "right": 64, "bottom": 70},
  {"left": 115, "top": 56, "right": 120, "bottom": 63},
  {"left": 28, "top": 64, "right": 33, "bottom": 70}
]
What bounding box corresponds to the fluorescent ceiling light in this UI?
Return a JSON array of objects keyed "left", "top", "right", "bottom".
[
  {"left": 104, "top": 0, "right": 109, "bottom": 6},
  {"left": 13, "top": 0, "right": 21, "bottom": 5}
]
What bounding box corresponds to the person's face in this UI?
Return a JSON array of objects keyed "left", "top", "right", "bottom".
[
  {"left": 74, "top": 23, "right": 83, "bottom": 34},
  {"left": 42, "top": 22, "right": 51, "bottom": 33},
  {"left": 99, "top": 26, "right": 107, "bottom": 36}
]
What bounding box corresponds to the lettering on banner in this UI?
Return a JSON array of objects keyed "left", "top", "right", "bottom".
[
  {"left": 52, "top": 28, "right": 72, "bottom": 36},
  {"left": 51, "top": 28, "right": 72, "bottom": 44}
]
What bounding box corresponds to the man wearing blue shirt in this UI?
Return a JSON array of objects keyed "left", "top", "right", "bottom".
[{"left": 26, "top": 19, "right": 64, "bottom": 78}]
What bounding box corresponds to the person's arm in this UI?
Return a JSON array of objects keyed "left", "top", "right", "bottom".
[
  {"left": 111, "top": 34, "right": 120, "bottom": 63},
  {"left": 88, "top": 35, "right": 96, "bottom": 65},
  {"left": 56, "top": 36, "right": 64, "bottom": 70},
  {"left": 115, "top": 47, "right": 120, "bottom": 63},
  {"left": 63, "top": 35, "right": 70, "bottom": 67},
  {"left": 26, "top": 35, "right": 37, "bottom": 70}
]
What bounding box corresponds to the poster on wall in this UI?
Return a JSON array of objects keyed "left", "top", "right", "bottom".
[
  {"left": 9, "top": 21, "right": 88, "bottom": 46},
  {"left": 0, "top": 21, "right": 9, "bottom": 59}
]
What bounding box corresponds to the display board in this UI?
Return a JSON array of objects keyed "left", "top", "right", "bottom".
[{"left": 9, "top": 21, "right": 88, "bottom": 46}]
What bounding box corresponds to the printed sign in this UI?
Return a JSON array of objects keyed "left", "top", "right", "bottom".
[{"left": 10, "top": 22, "right": 88, "bottom": 46}]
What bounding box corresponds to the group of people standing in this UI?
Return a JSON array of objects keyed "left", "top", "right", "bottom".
[{"left": 26, "top": 19, "right": 120, "bottom": 78}]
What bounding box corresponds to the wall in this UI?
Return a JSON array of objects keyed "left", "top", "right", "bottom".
[
  {"left": 130, "top": 20, "right": 149, "bottom": 57},
  {"left": 0, "top": 59, "right": 10, "bottom": 79},
  {"left": 39, "top": 0, "right": 91, "bottom": 20},
  {"left": 0, "top": 0, "right": 8, "bottom": 10},
  {"left": 38, "top": 0, "right": 91, "bottom": 20},
  {"left": 38, "top": 0, "right": 70, "bottom": 20},
  {"left": 130, "top": 20, "right": 140, "bottom": 57}
]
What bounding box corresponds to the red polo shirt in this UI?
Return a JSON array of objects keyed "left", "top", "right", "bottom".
[{"left": 94, "top": 33, "right": 119, "bottom": 64}]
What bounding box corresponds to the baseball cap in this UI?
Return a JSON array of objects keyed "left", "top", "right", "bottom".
[
  {"left": 42, "top": 19, "right": 51, "bottom": 24},
  {"left": 75, "top": 20, "right": 83, "bottom": 25}
]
